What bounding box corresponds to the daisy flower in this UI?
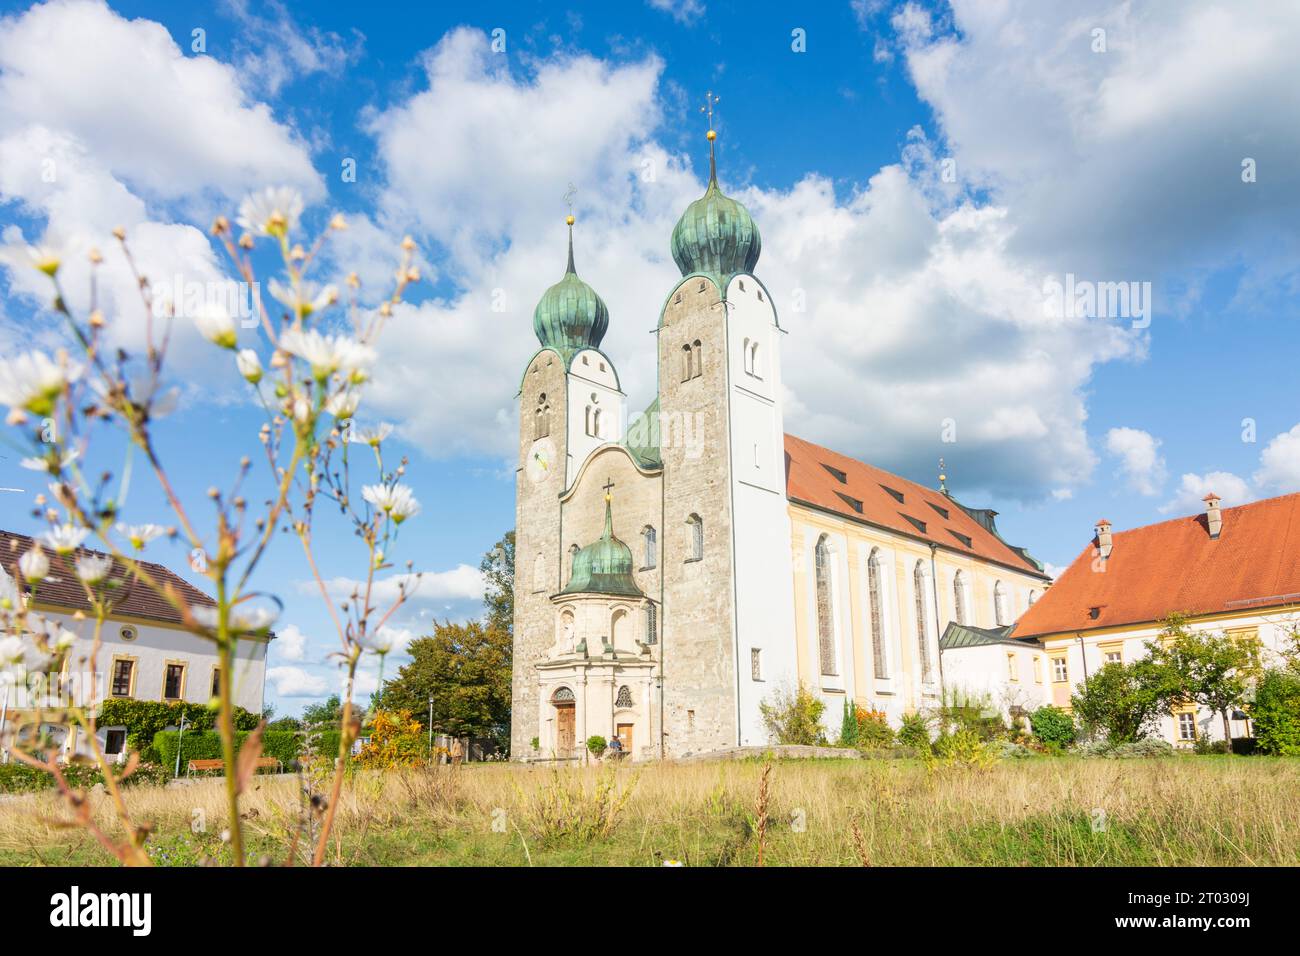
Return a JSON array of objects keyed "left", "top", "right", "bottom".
[
  {"left": 279, "top": 328, "right": 375, "bottom": 381},
  {"left": 362, "top": 483, "right": 421, "bottom": 524},
  {"left": 194, "top": 301, "right": 238, "bottom": 349},
  {"left": 359, "top": 627, "right": 396, "bottom": 655},
  {"left": 75, "top": 553, "right": 114, "bottom": 585},
  {"left": 0, "top": 351, "right": 83, "bottom": 417},
  {"left": 325, "top": 387, "right": 361, "bottom": 420},
  {"left": 20, "top": 448, "right": 79, "bottom": 474},
  {"left": 268, "top": 279, "right": 338, "bottom": 318},
  {"left": 349, "top": 422, "right": 393, "bottom": 447},
  {"left": 40, "top": 524, "right": 89, "bottom": 555},
  {"left": 1, "top": 240, "right": 64, "bottom": 277},
  {"left": 116, "top": 523, "right": 167, "bottom": 550},
  {"left": 235, "top": 349, "right": 263, "bottom": 384},
  {"left": 19, "top": 547, "right": 49, "bottom": 583},
  {"left": 0, "top": 566, "right": 23, "bottom": 611},
  {"left": 191, "top": 604, "right": 278, "bottom": 634},
  {"left": 237, "top": 186, "right": 304, "bottom": 238},
  {"left": 0, "top": 635, "right": 23, "bottom": 665}
]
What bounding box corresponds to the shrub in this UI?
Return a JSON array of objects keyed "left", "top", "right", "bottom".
[
  {"left": 838, "top": 699, "right": 859, "bottom": 748},
  {"left": 759, "top": 684, "right": 826, "bottom": 746},
  {"left": 855, "top": 707, "right": 894, "bottom": 749},
  {"left": 1029, "top": 705, "right": 1076, "bottom": 747},
  {"left": 1075, "top": 738, "right": 1176, "bottom": 759},
  {"left": 0, "top": 760, "right": 167, "bottom": 793},
  {"left": 995, "top": 741, "right": 1035, "bottom": 759},
  {"left": 897, "top": 712, "right": 931, "bottom": 751},
  {"left": 930, "top": 729, "right": 999, "bottom": 769},
  {"left": 586, "top": 735, "right": 608, "bottom": 757},
  {"left": 152, "top": 729, "right": 300, "bottom": 773},
  {"left": 95, "top": 699, "right": 261, "bottom": 756},
  {"left": 358, "top": 710, "right": 426, "bottom": 769},
  {"left": 1252, "top": 669, "right": 1300, "bottom": 756}
]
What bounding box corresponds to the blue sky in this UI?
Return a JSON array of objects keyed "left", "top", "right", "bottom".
[{"left": 1, "top": 0, "right": 1297, "bottom": 715}]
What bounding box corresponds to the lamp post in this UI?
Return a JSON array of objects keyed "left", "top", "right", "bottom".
[
  {"left": 174, "top": 714, "right": 191, "bottom": 778},
  {"left": 427, "top": 696, "right": 434, "bottom": 758}
]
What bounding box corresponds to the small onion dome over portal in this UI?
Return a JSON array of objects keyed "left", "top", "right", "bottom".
[{"left": 559, "top": 491, "right": 643, "bottom": 598}]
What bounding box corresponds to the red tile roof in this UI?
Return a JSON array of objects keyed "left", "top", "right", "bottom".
[
  {"left": 784, "top": 434, "right": 1048, "bottom": 577},
  {"left": 1013, "top": 492, "right": 1300, "bottom": 639},
  {"left": 0, "top": 529, "right": 215, "bottom": 626}
]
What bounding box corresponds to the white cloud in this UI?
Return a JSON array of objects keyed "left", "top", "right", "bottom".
[
  {"left": 266, "top": 665, "right": 327, "bottom": 697},
  {"left": 1104, "top": 427, "right": 1166, "bottom": 497},
  {"left": 1160, "top": 471, "right": 1253, "bottom": 515},
  {"left": 1254, "top": 423, "right": 1300, "bottom": 492},
  {"left": 303, "top": 565, "right": 484, "bottom": 612},
  {"left": 646, "top": 0, "right": 705, "bottom": 24},
  {"left": 272, "top": 623, "right": 310, "bottom": 662},
  {"left": 224, "top": 0, "right": 361, "bottom": 96}
]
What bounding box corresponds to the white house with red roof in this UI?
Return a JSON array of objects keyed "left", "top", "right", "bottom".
[{"left": 964, "top": 492, "right": 1300, "bottom": 745}]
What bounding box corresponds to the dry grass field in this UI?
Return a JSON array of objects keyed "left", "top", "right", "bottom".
[{"left": 1, "top": 756, "right": 1297, "bottom": 866}]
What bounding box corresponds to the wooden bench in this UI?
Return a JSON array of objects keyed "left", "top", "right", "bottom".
[{"left": 186, "top": 757, "right": 283, "bottom": 776}]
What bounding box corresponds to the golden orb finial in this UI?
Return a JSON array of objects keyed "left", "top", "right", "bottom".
[
  {"left": 706, "top": 129, "right": 716, "bottom": 141},
  {"left": 566, "top": 214, "right": 575, "bottom": 226}
]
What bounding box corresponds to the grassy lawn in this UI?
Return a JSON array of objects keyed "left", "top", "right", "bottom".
[{"left": 1, "top": 755, "right": 1296, "bottom": 866}]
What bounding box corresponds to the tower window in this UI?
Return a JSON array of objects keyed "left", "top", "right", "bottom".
[
  {"left": 642, "top": 526, "right": 657, "bottom": 569},
  {"left": 686, "top": 514, "right": 703, "bottom": 562},
  {"left": 645, "top": 603, "right": 657, "bottom": 645},
  {"left": 692, "top": 340, "right": 703, "bottom": 378},
  {"left": 681, "top": 343, "right": 693, "bottom": 382}
]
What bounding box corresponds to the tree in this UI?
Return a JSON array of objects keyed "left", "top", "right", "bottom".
[
  {"left": 1071, "top": 659, "right": 1168, "bottom": 743},
  {"left": 759, "top": 684, "right": 826, "bottom": 746},
  {"left": 1251, "top": 669, "right": 1300, "bottom": 755},
  {"left": 302, "top": 694, "right": 343, "bottom": 727},
  {"left": 1029, "top": 705, "right": 1076, "bottom": 747},
  {"left": 481, "top": 530, "right": 514, "bottom": 638},
  {"left": 1147, "top": 615, "right": 1262, "bottom": 742},
  {"left": 380, "top": 620, "right": 512, "bottom": 744}
]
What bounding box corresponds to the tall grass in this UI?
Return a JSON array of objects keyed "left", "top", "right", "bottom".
[{"left": 1, "top": 757, "right": 1295, "bottom": 866}]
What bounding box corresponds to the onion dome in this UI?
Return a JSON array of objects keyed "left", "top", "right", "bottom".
[
  {"left": 559, "top": 493, "right": 642, "bottom": 597},
  {"left": 533, "top": 215, "right": 609, "bottom": 355},
  {"left": 670, "top": 125, "right": 761, "bottom": 287}
]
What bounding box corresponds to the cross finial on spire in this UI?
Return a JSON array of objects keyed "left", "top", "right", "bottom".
[
  {"left": 699, "top": 90, "right": 720, "bottom": 182},
  {"left": 602, "top": 477, "right": 615, "bottom": 500}
]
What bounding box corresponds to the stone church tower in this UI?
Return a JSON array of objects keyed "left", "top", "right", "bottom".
[{"left": 512, "top": 116, "right": 797, "bottom": 760}]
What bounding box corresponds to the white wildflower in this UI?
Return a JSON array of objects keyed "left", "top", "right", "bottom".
[
  {"left": 235, "top": 348, "right": 263, "bottom": 384},
  {"left": 236, "top": 186, "right": 303, "bottom": 238},
  {"left": 279, "top": 328, "right": 375, "bottom": 381},
  {"left": 0, "top": 351, "right": 83, "bottom": 417},
  {"left": 75, "top": 553, "right": 113, "bottom": 585},
  {"left": 194, "top": 301, "right": 238, "bottom": 349},
  {"left": 0, "top": 565, "right": 23, "bottom": 611},
  {"left": 325, "top": 388, "right": 361, "bottom": 420},
  {"left": 19, "top": 547, "right": 49, "bottom": 583},
  {"left": 268, "top": 279, "right": 338, "bottom": 318},
  {"left": 116, "top": 523, "right": 167, "bottom": 550},
  {"left": 40, "top": 524, "right": 89, "bottom": 555},
  {"left": 359, "top": 628, "right": 395, "bottom": 655},
  {"left": 362, "top": 483, "right": 421, "bottom": 524},
  {"left": 349, "top": 422, "right": 393, "bottom": 447},
  {"left": 1, "top": 240, "right": 64, "bottom": 277},
  {"left": 20, "top": 448, "right": 79, "bottom": 473},
  {"left": 191, "top": 604, "right": 278, "bottom": 634},
  {"left": 0, "top": 635, "right": 23, "bottom": 664}
]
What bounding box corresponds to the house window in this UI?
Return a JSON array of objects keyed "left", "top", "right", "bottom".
[
  {"left": 645, "top": 604, "right": 657, "bottom": 645},
  {"left": 211, "top": 667, "right": 222, "bottom": 699},
  {"left": 1177, "top": 711, "right": 1197, "bottom": 741},
  {"left": 163, "top": 662, "right": 186, "bottom": 701},
  {"left": 953, "top": 570, "right": 967, "bottom": 626},
  {"left": 751, "top": 648, "right": 762, "bottom": 681},
  {"left": 867, "top": 548, "right": 888, "bottom": 679},
  {"left": 642, "top": 526, "right": 657, "bottom": 569},
  {"left": 104, "top": 729, "right": 126, "bottom": 755},
  {"left": 1007, "top": 653, "right": 1018, "bottom": 681},
  {"left": 815, "top": 535, "right": 837, "bottom": 677},
  {"left": 994, "top": 581, "right": 1009, "bottom": 626},
  {"left": 1052, "top": 656, "right": 1069, "bottom": 683},
  {"left": 1102, "top": 645, "right": 1123, "bottom": 666},
  {"left": 110, "top": 658, "right": 134, "bottom": 698},
  {"left": 615, "top": 685, "right": 633, "bottom": 708},
  {"left": 1033, "top": 656, "right": 1043, "bottom": 683},
  {"left": 686, "top": 514, "right": 703, "bottom": 562},
  {"left": 913, "top": 561, "right": 933, "bottom": 684}
]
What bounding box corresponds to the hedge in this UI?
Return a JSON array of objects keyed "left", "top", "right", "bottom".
[
  {"left": 0, "top": 760, "right": 169, "bottom": 793},
  {"left": 95, "top": 699, "right": 262, "bottom": 759},
  {"left": 152, "top": 728, "right": 343, "bottom": 773}
]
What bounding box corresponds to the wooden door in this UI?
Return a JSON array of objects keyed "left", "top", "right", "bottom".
[
  {"left": 555, "top": 704, "right": 575, "bottom": 755},
  {"left": 616, "top": 723, "right": 633, "bottom": 755}
]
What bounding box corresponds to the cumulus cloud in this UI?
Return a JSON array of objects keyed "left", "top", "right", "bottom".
[
  {"left": 1161, "top": 471, "right": 1253, "bottom": 516},
  {"left": 266, "top": 665, "right": 328, "bottom": 697},
  {"left": 1254, "top": 423, "right": 1300, "bottom": 492},
  {"left": 303, "top": 565, "right": 484, "bottom": 617},
  {"left": 646, "top": 0, "right": 705, "bottom": 24},
  {"left": 272, "top": 623, "right": 310, "bottom": 662},
  {"left": 1104, "top": 427, "right": 1166, "bottom": 497}
]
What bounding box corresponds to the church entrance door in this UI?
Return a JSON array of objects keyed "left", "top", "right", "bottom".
[
  {"left": 616, "top": 723, "right": 633, "bottom": 755},
  {"left": 555, "top": 703, "right": 575, "bottom": 756}
]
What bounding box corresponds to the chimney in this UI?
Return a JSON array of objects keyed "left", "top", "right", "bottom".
[
  {"left": 1095, "top": 519, "right": 1113, "bottom": 560},
  {"left": 1203, "top": 493, "right": 1222, "bottom": 539}
]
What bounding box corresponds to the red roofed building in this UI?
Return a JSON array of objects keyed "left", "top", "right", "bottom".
[{"left": 983, "top": 492, "right": 1300, "bottom": 745}]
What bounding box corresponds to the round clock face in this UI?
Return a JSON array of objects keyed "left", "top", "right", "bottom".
[{"left": 526, "top": 437, "right": 557, "bottom": 484}]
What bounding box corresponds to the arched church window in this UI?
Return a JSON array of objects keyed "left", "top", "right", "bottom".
[
  {"left": 749, "top": 341, "right": 761, "bottom": 379},
  {"left": 642, "top": 526, "right": 657, "bottom": 569},
  {"left": 914, "top": 561, "right": 934, "bottom": 683},
  {"left": 742, "top": 337, "right": 752, "bottom": 375},
  {"left": 681, "top": 343, "right": 693, "bottom": 382},
  {"left": 592, "top": 407, "right": 603, "bottom": 439},
  {"left": 994, "top": 580, "right": 1009, "bottom": 626},
  {"left": 686, "top": 514, "right": 703, "bottom": 562},
  {"left": 953, "top": 570, "right": 968, "bottom": 626},
  {"left": 534, "top": 393, "right": 550, "bottom": 440},
  {"left": 552, "top": 686, "right": 574, "bottom": 702},
  {"left": 615, "top": 685, "right": 633, "bottom": 708},
  {"left": 692, "top": 339, "right": 703, "bottom": 378},
  {"left": 645, "top": 603, "right": 657, "bottom": 644},
  {"left": 868, "top": 548, "right": 888, "bottom": 679},
  {"left": 815, "top": 534, "right": 837, "bottom": 677}
]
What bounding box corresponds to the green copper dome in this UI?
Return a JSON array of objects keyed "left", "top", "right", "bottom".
[
  {"left": 559, "top": 496, "right": 642, "bottom": 597},
  {"left": 670, "top": 143, "right": 761, "bottom": 287},
  {"left": 533, "top": 223, "right": 609, "bottom": 356}
]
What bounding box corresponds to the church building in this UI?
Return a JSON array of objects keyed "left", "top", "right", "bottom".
[{"left": 512, "top": 118, "right": 1050, "bottom": 761}]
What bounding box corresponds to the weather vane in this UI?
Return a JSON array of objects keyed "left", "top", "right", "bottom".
[
  {"left": 939, "top": 457, "right": 948, "bottom": 494},
  {"left": 563, "top": 182, "right": 577, "bottom": 225},
  {"left": 700, "top": 90, "right": 720, "bottom": 130}
]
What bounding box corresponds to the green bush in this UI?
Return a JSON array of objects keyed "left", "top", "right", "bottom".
[
  {"left": 1075, "top": 738, "right": 1176, "bottom": 759},
  {"left": 759, "top": 684, "right": 827, "bottom": 746},
  {"left": 1252, "top": 669, "right": 1300, "bottom": 756},
  {"left": 897, "top": 712, "right": 931, "bottom": 751},
  {"left": 0, "top": 760, "right": 167, "bottom": 793},
  {"left": 586, "top": 735, "right": 607, "bottom": 756},
  {"left": 94, "top": 699, "right": 261, "bottom": 756},
  {"left": 838, "top": 699, "right": 858, "bottom": 748},
  {"left": 1029, "top": 705, "right": 1076, "bottom": 747},
  {"left": 856, "top": 710, "right": 895, "bottom": 749},
  {"left": 152, "top": 729, "right": 300, "bottom": 773}
]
